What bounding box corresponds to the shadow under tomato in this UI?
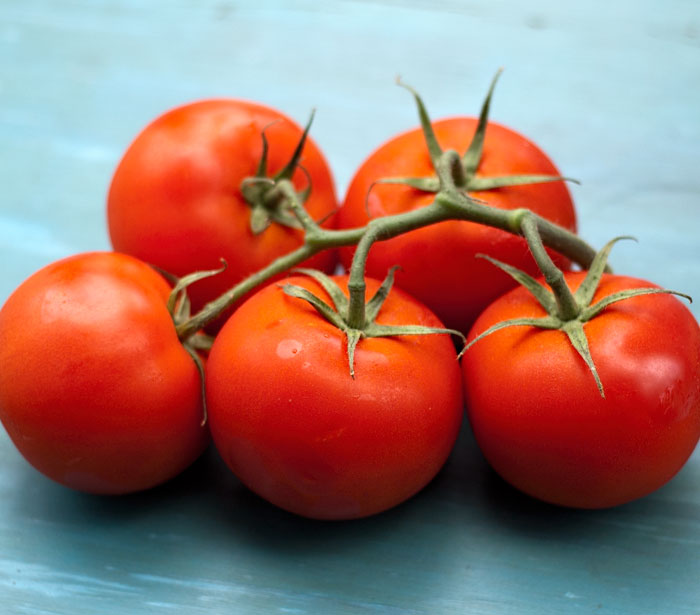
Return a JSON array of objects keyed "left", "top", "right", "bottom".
[
  {"left": 201, "top": 452, "right": 436, "bottom": 556},
  {"left": 472, "top": 439, "right": 686, "bottom": 543},
  {"left": 7, "top": 442, "right": 224, "bottom": 524},
  {"left": 189, "top": 418, "right": 518, "bottom": 561},
  {"left": 480, "top": 465, "right": 590, "bottom": 524}
]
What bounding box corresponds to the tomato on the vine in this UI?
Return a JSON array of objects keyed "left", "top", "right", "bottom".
[
  {"left": 462, "top": 271, "right": 700, "bottom": 508},
  {"left": 108, "top": 99, "right": 338, "bottom": 329},
  {"left": 337, "top": 117, "right": 576, "bottom": 333},
  {"left": 205, "top": 273, "right": 464, "bottom": 520},
  {"left": 0, "top": 252, "right": 209, "bottom": 494}
]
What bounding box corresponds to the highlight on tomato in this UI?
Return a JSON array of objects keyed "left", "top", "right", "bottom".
[
  {"left": 107, "top": 99, "right": 338, "bottom": 330},
  {"left": 205, "top": 269, "right": 464, "bottom": 520},
  {"left": 337, "top": 73, "right": 577, "bottom": 334},
  {"left": 0, "top": 252, "right": 209, "bottom": 494},
  {"left": 461, "top": 239, "right": 700, "bottom": 508}
]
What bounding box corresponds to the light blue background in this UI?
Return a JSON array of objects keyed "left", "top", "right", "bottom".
[{"left": 1, "top": 2, "right": 699, "bottom": 613}]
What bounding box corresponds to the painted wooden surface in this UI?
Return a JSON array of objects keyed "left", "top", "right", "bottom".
[{"left": 1, "top": 1, "right": 700, "bottom": 613}]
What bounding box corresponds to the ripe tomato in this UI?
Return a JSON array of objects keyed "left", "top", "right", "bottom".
[
  {"left": 108, "top": 99, "right": 338, "bottom": 329},
  {"left": 337, "top": 118, "right": 576, "bottom": 333},
  {"left": 0, "top": 252, "right": 209, "bottom": 494},
  {"left": 206, "top": 274, "right": 463, "bottom": 520},
  {"left": 462, "top": 272, "right": 700, "bottom": 508}
]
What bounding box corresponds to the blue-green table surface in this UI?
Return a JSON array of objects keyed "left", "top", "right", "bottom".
[{"left": 2, "top": 1, "right": 700, "bottom": 613}]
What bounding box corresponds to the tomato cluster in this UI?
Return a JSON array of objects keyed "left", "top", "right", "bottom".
[{"left": 1, "top": 85, "right": 699, "bottom": 519}]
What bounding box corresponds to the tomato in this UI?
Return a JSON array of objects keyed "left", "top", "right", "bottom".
[
  {"left": 337, "top": 118, "right": 576, "bottom": 333},
  {"left": 0, "top": 252, "right": 209, "bottom": 494},
  {"left": 462, "top": 271, "right": 700, "bottom": 508},
  {"left": 108, "top": 99, "right": 338, "bottom": 330},
  {"left": 205, "top": 274, "right": 463, "bottom": 520}
]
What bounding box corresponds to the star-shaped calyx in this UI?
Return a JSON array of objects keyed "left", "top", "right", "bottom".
[
  {"left": 463, "top": 237, "right": 692, "bottom": 397},
  {"left": 282, "top": 267, "right": 465, "bottom": 378},
  {"left": 240, "top": 111, "right": 324, "bottom": 235},
  {"left": 160, "top": 261, "right": 227, "bottom": 426},
  {"left": 375, "top": 69, "right": 577, "bottom": 196}
]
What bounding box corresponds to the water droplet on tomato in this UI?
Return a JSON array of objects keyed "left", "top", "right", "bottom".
[{"left": 276, "top": 339, "right": 302, "bottom": 359}]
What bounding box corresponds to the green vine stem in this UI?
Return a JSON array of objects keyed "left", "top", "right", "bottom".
[
  {"left": 519, "top": 213, "right": 579, "bottom": 321},
  {"left": 464, "top": 233, "right": 692, "bottom": 397},
  {"left": 175, "top": 170, "right": 597, "bottom": 341},
  {"left": 174, "top": 73, "right": 600, "bottom": 341}
]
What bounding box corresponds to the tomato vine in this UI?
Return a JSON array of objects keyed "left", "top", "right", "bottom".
[{"left": 176, "top": 146, "right": 595, "bottom": 343}]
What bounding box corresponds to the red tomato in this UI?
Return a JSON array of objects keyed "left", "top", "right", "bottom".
[
  {"left": 462, "top": 272, "right": 700, "bottom": 508},
  {"left": 108, "top": 99, "right": 338, "bottom": 329},
  {"left": 337, "top": 119, "right": 576, "bottom": 333},
  {"left": 206, "top": 274, "right": 463, "bottom": 519},
  {"left": 0, "top": 252, "right": 209, "bottom": 494}
]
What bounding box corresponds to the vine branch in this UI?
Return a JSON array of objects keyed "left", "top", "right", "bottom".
[{"left": 175, "top": 164, "right": 597, "bottom": 341}]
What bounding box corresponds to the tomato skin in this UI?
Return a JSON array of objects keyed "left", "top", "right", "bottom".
[
  {"left": 0, "top": 252, "right": 209, "bottom": 494},
  {"left": 462, "top": 272, "right": 700, "bottom": 508},
  {"left": 338, "top": 118, "right": 576, "bottom": 333},
  {"left": 206, "top": 275, "right": 463, "bottom": 519},
  {"left": 108, "top": 99, "right": 338, "bottom": 329}
]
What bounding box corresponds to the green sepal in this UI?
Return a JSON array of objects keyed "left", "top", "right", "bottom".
[
  {"left": 273, "top": 109, "right": 315, "bottom": 182},
  {"left": 581, "top": 287, "right": 692, "bottom": 322},
  {"left": 562, "top": 320, "right": 604, "bottom": 398},
  {"left": 472, "top": 236, "right": 694, "bottom": 399},
  {"left": 282, "top": 265, "right": 465, "bottom": 378},
  {"left": 241, "top": 111, "right": 316, "bottom": 234},
  {"left": 462, "top": 68, "right": 502, "bottom": 175},
  {"left": 290, "top": 268, "right": 349, "bottom": 316},
  {"left": 160, "top": 263, "right": 227, "bottom": 427},
  {"left": 241, "top": 177, "right": 275, "bottom": 234},
  {"left": 379, "top": 72, "right": 577, "bottom": 201},
  {"left": 476, "top": 253, "right": 556, "bottom": 313},
  {"left": 249, "top": 204, "right": 272, "bottom": 235},
  {"left": 466, "top": 174, "right": 576, "bottom": 192},
  {"left": 367, "top": 323, "right": 466, "bottom": 348},
  {"left": 314, "top": 207, "right": 338, "bottom": 227},
  {"left": 375, "top": 176, "right": 441, "bottom": 193},
  {"left": 254, "top": 121, "right": 273, "bottom": 178},
  {"left": 166, "top": 260, "right": 228, "bottom": 324},
  {"left": 364, "top": 265, "right": 400, "bottom": 324},
  {"left": 574, "top": 236, "right": 635, "bottom": 306},
  {"left": 397, "top": 77, "right": 443, "bottom": 165},
  {"left": 461, "top": 315, "right": 561, "bottom": 357},
  {"left": 473, "top": 249, "right": 607, "bottom": 395},
  {"left": 280, "top": 163, "right": 313, "bottom": 209},
  {"left": 183, "top": 344, "right": 209, "bottom": 427},
  {"left": 281, "top": 283, "right": 347, "bottom": 331},
  {"left": 151, "top": 265, "right": 179, "bottom": 285},
  {"left": 251, "top": 180, "right": 306, "bottom": 230},
  {"left": 240, "top": 176, "right": 274, "bottom": 204},
  {"left": 173, "top": 291, "right": 191, "bottom": 325},
  {"left": 267, "top": 205, "right": 304, "bottom": 231},
  {"left": 187, "top": 332, "right": 215, "bottom": 352},
  {"left": 296, "top": 165, "right": 313, "bottom": 205},
  {"left": 346, "top": 329, "right": 363, "bottom": 379}
]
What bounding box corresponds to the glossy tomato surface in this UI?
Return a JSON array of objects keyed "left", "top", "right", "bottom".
[
  {"left": 108, "top": 99, "right": 338, "bottom": 328},
  {"left": 0, "top": 252, "right": 209, "bottom": 494},
  {"left": 462, "top": 272, "right": 700, "bottom": 508},
  {"left": 338, "top": 118, "right": 576, "bottom": 333},
  {"left": 206, "top": 274, "right": 464, "bottom": 520}
]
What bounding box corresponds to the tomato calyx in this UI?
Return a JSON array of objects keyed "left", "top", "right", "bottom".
[
  {"left": 160, "top": 261, "right": 227, "bottom": 425},
  {"left": 372, "top": 70, "right": 576, "bottom": 203},
  {"left": 239, "top": 111, "right": 317, "bottom": 235},
  {"left": 464, "top": 234, "right": 692, "bottom": 397},
  {"left": 281, "top": 267, "right": 465, "bottom": 378}
]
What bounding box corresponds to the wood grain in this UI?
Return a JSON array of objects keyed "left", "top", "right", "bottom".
[{"left": 1, "top": 1, "right": 699, "bottom": 613}]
